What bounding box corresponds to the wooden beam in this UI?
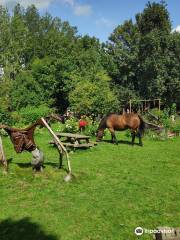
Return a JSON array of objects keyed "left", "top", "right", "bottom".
[
  {"left": 129, "top": 99, "right": 132, "bottom": 113},
  {"left": 0, "top": 136, "right": 7, "bottom": 171},
  {"left": 158, "top": 99, "right": 161, "bottom": 114},
  {"left": 41, "top": 118, "right": 72, "bottom": 174}
]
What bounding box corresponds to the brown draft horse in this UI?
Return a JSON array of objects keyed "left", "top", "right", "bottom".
[{"left": 96, "top": 113, "right": 145, "bottom": 146}]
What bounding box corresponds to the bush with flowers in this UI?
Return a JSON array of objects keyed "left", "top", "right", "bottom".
[{"left": 63, "top": 117, "right": 79, "bottom": 133}]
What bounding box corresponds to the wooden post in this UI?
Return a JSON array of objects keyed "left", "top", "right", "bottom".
[
  {"left": 41, "top": 118, "right": 72, "bottom": 174},
  {"left": 158, "top": 99, "right": 161, "bottom": 114},
  {"left": 129, "top": 99, "right": 132, "bottom": 113},
  {"left": 0, "top": 136, "right": 7, "bottom": 171}
]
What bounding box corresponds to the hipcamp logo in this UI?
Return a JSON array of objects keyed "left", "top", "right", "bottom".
[
  {"left": 134, "top": 227, "right": 144, "bottom": 236},
  {"left": 134, "top": 226, "right": 174, "bottom": 236}
]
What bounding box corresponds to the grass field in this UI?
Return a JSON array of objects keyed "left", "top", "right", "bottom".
[{"left": 0, "top": 126, "right": 180, "bottom": 240}]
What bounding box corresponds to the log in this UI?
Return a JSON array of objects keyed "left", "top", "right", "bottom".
[
  {"left": 147, "top": 110, "right": 160, "bottom": 121},
  {"left": 145, "top": 121, "right": 164, "bottom": 131}
]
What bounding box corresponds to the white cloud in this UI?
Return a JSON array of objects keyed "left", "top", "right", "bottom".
[
  {"left": 62, "top": 0, "right": 74, "bottom": 8},
  {"left": 62, "top": 0, "right": 92, "bottom": 16},
  {"left": 74, "top": 4, "right": 91, "bottom": 16},
  {"left": 0, "top": 0, "right": 53, "bottom": 9},
  {"left": 172, "top": 25, "right": 180, "bottom": 33},
  {"left": 0, "top": 0, "right": 93, "bottom": 16},
  {"left": 96, "top": 17, "right": 115, "bottom": 28}
]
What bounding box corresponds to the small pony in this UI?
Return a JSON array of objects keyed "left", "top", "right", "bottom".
[{"left": 96, "top": 113, "right": 145, "bottom": 146}]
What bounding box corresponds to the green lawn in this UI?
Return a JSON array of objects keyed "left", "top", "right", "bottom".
[{"left": 0, "top": 126, "right": 180, "bottom": 240}]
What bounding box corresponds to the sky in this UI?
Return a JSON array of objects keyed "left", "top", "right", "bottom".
[{"left": 0, "top": 0, "right": 180, "bottom": 42}]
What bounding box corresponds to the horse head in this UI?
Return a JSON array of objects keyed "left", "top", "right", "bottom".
[{"left": 96, "top": 128, "right": 104, "bottom": 142}]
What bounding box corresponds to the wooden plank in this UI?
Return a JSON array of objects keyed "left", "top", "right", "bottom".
[
  {"left": 55, "top": 132, "right": 90, "bottom": 139},
  {"left": 41, "top": 118, "right": 72, "bottom": 173},
  {"left": 49, "top": 141, "right": 94, "bottom": 148},
  {"left": 63, "top": 143, "right": 94, "bottom": 148},
  {"left": 0, "top": 136, "right": 7, "bottom": 171}
]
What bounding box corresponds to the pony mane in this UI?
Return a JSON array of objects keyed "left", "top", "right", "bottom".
[{"left": 98, "top": 113, "right": 115, "bottom": 130}]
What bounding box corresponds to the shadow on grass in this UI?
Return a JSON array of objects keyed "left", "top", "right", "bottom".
[
  {"left": 0, "top": 217, "right": 59, "bottom": 240},
  {"left": 102, "top": 139, "right": 140, "bottom": 146},
  {"left": 16, "top": 161, "right": 70, "bottom": 175},
  {"left": 16, "top": 162, "right": 32, "bottom": 168},
  {"left": 45, "top": 163, "right": 70, "bottom": 174}
]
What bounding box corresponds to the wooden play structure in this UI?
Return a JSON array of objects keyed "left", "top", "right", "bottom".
[
  {"left": 41, "top": 118, "right": 72, "bottom": 180},
  {"left": 129, "top": 98, "right": 161, "bottom": 113},
  {"left": 0, "top": 118, "right": 73, "bottom": 181}
]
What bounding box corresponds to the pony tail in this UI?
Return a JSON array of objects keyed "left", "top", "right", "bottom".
[{"left": 138, "top": 115, "right": 145, "bottom": 135}]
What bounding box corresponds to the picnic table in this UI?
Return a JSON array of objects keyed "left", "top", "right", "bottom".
[{"left": 49, "top": 132, "right": 97, "bottom": 149}]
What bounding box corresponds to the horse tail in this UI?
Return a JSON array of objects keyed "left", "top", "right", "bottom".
[{"left": 138, "top": 115, "right": 145, "bottom": 135}]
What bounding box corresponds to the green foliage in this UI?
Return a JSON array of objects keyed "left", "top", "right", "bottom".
[
  {"left": 15, "top": 105, "right": 52, "bottom": 125},
  {"left": 125, "top": 129, "right": 131, "bottom": 138},
  {"left": 171, "top": 103, "right": 176, "bottom": 116},
  {"left": 84, "top": 123, "right": 98, "bottom": 136},
  {"left": 136, "top": 1, "right": 171, "bottom": 35},
  {"left": 10, "top": 71, "right": 43, "bottom": 110},
  {"left": 62, "top": 117, "right": 79, "bottom": 133},
  {"left": 161, "top": 107, "right": 171, "bottom": 129},
  {"left": 107, "top": 1, "right": 180, "bottom": 107},
  {"left": 83, "top": 117, "right": 99, "bottom": 136},
  {"left": 69, "top": 71, "right": 119, "bottom": 115},
  {"left": 0, "top": 108, "right": 12, "bottom": 125},
  {"left": 170, "top": 121, "right": 180, "bottom": 135},
  {"left": 145, "top": 129, "right": 167, "bottom": 141}
]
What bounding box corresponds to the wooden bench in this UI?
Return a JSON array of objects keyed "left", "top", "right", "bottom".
[
  {"left": 49, "top": 132, "right": 97, "bottom": 149},
  {"left": 55, "top": 132, "right": 90, "bottom": 143},
  {"left": 49, "top": 140, "right": 94, "bottom": 148}
]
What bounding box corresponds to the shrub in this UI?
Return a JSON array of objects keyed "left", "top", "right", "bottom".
[
  {"left": 16, "top": 105, "right": 53, "bottom": 125},
  {"left": 145, "top": 129, "right": 167, "bottom": 141},
  {"left": 63, "top": 117, "right": 79, "bottom": 133},
  {"left": 125, "top": 129, "right": 131, "bottom": 138},
  {"left": 170, "top": 120, "right": 180, "bottom": 136},
  {"left": 0, "top": 109, "right": 12, "bottom": 125},
  {"left": 84, "top": 121, "right": 99, "bottom": 136}
]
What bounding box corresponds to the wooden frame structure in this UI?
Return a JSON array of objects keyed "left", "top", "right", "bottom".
[
  {"left": 0, "top": 118, "right": 72, "bottom": 180},
  {"left": 129, "top": 98, "right": 161, "bottom": 113},
  {"left": 41, "top": 118, "right": 72, "bottom": 175}
]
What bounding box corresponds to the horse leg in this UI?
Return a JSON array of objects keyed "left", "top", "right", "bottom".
[
  {"left": 59, "top": 152, "right": 63, "bottom": 169},
  {"left": 109, "top": 128, "right": 118, "bottom": 145},
  {"left": 137, "top": 131, "right": 143, "bottom": 146},
  {"left": 131, "top": 131, "right": 136, "bottom": 145}
]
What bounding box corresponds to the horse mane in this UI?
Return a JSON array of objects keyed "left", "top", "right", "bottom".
[{"left": 98, "top": 113, "right": 115, "bottom": 130}]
